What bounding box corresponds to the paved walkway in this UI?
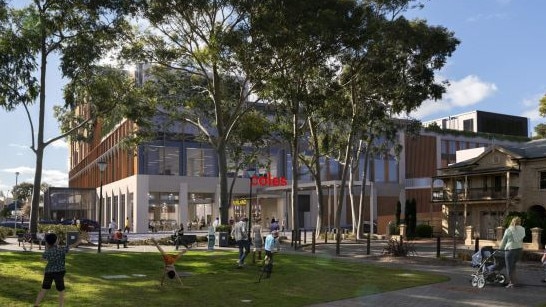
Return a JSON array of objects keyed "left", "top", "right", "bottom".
[{"left": 2, "top": 234, "right": 545, "bottom": 307}]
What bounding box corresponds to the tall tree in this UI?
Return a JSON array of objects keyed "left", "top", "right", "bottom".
[
  {"left": 122, "top": 1, "right": 260, "bottom": 224},
  {"left": 320, "top": 0, "right": 459, "bottom": 248},
  {"left": 235, "top": 0, "right": 361, "bottom": 238},
  {"left": 0, "top": 0, "right": 141, "bottom": 236},
  {"left": 536, "top": 94, "right": 546, "bottom": 138}
]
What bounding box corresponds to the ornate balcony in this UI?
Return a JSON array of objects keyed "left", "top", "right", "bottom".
[{"left": 432, "top": 186, "right": 519, "bottom": 202}]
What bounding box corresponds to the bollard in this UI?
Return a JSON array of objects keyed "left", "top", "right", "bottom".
[
  {"left": 304, "top": 228, "right": 307, "bottom": 244},
  {"left": 336, "top": 232, "right": 341, "bottom": 255},
  {"left": 325, "top": 229, "right": 328, "bottom": 244},
  {"left": 436, "top": 236, "right": 441, "bottom": 258},
  {"left": 474, "top": 237, "right": 480, "bottom": 253},
  {"left": 291, "top": 230, "right": 295, "bottom": 247},
  {"left": 312, "top": 230, "right": 316, "bottom": 254}
]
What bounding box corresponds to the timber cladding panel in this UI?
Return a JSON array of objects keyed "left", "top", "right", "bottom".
[{"left": 405, "top": 134, "right": 437, "bottom": 178}]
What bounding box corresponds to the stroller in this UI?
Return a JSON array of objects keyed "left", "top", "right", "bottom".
[{"left": 470, "top": 246, "right": 506, "bottom": 288}]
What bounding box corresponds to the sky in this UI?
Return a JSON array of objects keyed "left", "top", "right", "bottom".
[{"left": 0, "top": 0, "right": 545, "bottom": 197}]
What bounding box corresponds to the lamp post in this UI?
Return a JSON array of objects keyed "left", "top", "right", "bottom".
[
  {"left": 14, "top": 172, "right": 19, "bottom": 235},
  {"left": 247, "top": 170, "right": 256, "bottom": 235},
  {"left": 97, "top": 161, "right": 107, "bottom": 253}
]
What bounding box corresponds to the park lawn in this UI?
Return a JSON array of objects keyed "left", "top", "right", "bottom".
[{"left": 0, "top": 249, "right": 448, "bottom": 307}]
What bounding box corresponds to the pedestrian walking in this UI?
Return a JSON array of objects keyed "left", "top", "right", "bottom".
[
  {"left": 212, "top": 217, "right": 220, "bottom": 231},
  {"left": 251, "top": 223, "right": 263, "bottom": 263},
  {"left": 269, "top": 218, "right": 279, "bottom": 232},
  {"left": 231, "top": 217, "right": 250, "bottom": 268},
  {"left": 499, "top": 216, "right": 525, "bottom": 288},
  {"left": 108, "top": 219, "right": 117, "bottom": 234},
  {"left": 124, "top": 217, "right": 131, "bottom": 233}
]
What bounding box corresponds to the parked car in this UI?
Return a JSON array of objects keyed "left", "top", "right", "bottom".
[
  {"left": 61, "top": 218, "right": 100, "bottom": 232},
  {"left": 38, "top": 219, "right": 59, "bottom": 225},
  {"left": 342, "top": 222, "right": 378, "bottom": 234},
  {"left": 0, "top": 220, "right": 28, "bottom": 230}
]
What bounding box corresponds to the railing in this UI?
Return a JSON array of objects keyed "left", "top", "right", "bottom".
[{"left": 432, "top": 187, "right": 519, "bottom": 201}]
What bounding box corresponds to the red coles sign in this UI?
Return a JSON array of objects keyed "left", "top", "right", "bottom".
[{"left": 251, "top": 173, "right": 288, "bottom": 187}]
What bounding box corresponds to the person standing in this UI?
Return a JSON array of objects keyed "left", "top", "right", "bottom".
[
  {"left": 263, "top": 230, "right": 279, "bottom": 279},
  {"left": 108, "top": 219, "right": 117, "bottom": 234},
  {"left": 124, "top": 217, "right": 131, "bottom": 233},
  {"left": 231, "top": 217, "right": 250, "bottom": 268},
  {"left": 269, "top": 218, "right": 279, "bottom": 232},
  {"left": 499, "top": 216, "right": 525, "bottom": 288},
  {"left": 251, "top": 223, "right": 263, "bottom": 263},
  {"left": 34, "top": 233, "right": 81, "bottom": 306},
  {"left": 212, "top": 217, "right": 220, "bottom": 231}
]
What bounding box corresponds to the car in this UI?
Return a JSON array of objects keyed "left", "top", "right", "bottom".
[
  {"left": 341, "top": 222, "right": 378, "bottom": 234},
  {"left": 0, "top": 220, "right": 28, "bottom": 229},
  {"left": 61, "top": 218, "right": 100, "bottom": 232}
]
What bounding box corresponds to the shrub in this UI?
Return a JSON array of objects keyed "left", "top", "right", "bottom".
[
  {"left": 388, "top": 222, "right": 399, "bottom": 236},
  {"left": 382, "top": 238, "right": 416, "bottom": 257},
  {"left": 215, "top": 224, "right": 231, "bottom": 232},
  {"left": 415, "top": 224, "right": 433, "bottom": 238},
  {"left": 38, "top": 224, "right": 81, "bottom": 245}
]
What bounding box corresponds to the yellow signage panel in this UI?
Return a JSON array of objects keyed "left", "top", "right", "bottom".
[{"left": 233, "top": 199, "right": 248, "bottom": 206}]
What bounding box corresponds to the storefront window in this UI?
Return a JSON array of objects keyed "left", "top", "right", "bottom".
[
  {"left": 186, "top": 193, "right": 214, "bottom": 230},
  {"left": 148, "top": 192, "right": 179, "bottom": 231}
]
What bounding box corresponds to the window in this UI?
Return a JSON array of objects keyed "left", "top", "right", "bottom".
[
  {"left": 463, "top": 119, "right": 474, "bottom": 132},
  {"left": 142, "top": 145, "right": 180, "bottom": 175},
  {"left": 494, "top": 176, "right": 502, "bottom": 192},
  {"left": 540, "top": 172, "right": 546, "bottom": 190},
  {"left": 186, "top": 148, "right": 215, "bottom": 177}
]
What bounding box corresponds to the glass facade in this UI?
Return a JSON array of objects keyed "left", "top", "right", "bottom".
[
  {"left": 44, "top": 188, "right": 96, "bottom": 222},
  {"left": 148, "top": 192, "right": 179, "bottom": 231}
]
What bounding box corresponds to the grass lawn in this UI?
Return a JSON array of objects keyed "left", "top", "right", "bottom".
[{"left": 0, "top": 249, "right": 448, "bottom": 306}]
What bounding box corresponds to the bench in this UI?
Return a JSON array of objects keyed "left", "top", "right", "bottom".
[
  {"left": 17, "top": 233, "right": 29, "bottom": 246},
  {"left": 18, "top": 233, "right": 46, "bottom": 250},
  {"left": 101, "top": 234, "right": 129, "bottom": 249},
  {"left": 171, "top": 234, "right": 198, "bottom": 248}
]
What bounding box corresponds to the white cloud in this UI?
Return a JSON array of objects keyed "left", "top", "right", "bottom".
[
  {"left": 444, "top": 75, "right": 497, "bottom": 107},
  {"left": 2, "top": 167, "right": 68, "bottom": 188},
  {"left": 409, "top": 75, "right": 497, "bottom": 119},
  {"left": 8, "top": 143, "right": 29, "bottom": 150},
  {"left": 50, "top": 139, "right": 68, "bottom": 149}
]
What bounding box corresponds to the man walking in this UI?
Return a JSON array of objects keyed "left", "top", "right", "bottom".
[{"left": 231, "top": 217, "right": 250, "bottom": 268}]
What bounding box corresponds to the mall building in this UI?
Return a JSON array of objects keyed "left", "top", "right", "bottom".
[{"left": 46, "top": 100, "right": 530, "bottom": 236}]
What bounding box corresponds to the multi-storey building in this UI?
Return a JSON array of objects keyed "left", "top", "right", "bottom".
[
  {"left": 387, "top": 125, "right": 526, "bottom": 236},
  {"left": 423, "top": 110, "right": 528, "bottom": 138},
  {"left": 52, "top": 95, "right": 530, "bottom": 236},
  {"left": 431, "top": 139, "right": 546, "bottom": 239}
]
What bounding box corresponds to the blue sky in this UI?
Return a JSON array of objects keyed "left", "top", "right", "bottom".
[{"left": 0, "top": 0, "right": 545, "bottom": 197}]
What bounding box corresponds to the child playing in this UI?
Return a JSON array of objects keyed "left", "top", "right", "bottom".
[
  {"left": 151, "top": 237, "right": 187, "bottom": 285},
  {"left": 34, "top": 232, "right": 81, "bottom": 307}
]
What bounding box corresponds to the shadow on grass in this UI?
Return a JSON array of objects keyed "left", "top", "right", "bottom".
[{"left": 0, "top": 250, "right": 448, "bottom": 307}]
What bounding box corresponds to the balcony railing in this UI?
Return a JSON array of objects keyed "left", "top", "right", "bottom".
[{"left": 432, "top": 187, "right": 519, "bottom": 202}]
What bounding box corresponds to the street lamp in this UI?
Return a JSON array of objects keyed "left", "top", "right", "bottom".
[
  {"left": 97, "top": 161, "right": 107, "bottom": 253},
  {"left": 14, "top": 172, "right": 19, "bottom": 236},
  {"left": 247, "top": 170, "right": 256, "bottom": 235}
]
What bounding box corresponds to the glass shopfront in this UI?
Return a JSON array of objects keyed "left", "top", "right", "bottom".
[{"left": 148, "top": 192, "right": 179, "bottom": 231}]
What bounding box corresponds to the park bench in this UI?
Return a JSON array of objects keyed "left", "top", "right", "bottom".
[
  {"left": 18, "top": 233, "right": 46, "bottom": 250},
  {"left": 171, "top": 234, "right": 198, "bottom": 248},
  {"left": 101, "top": 234, "right": 129, "bottom": 249},
  {"left": 17, "top": 233, "right": 29, "bottom": 246}
]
